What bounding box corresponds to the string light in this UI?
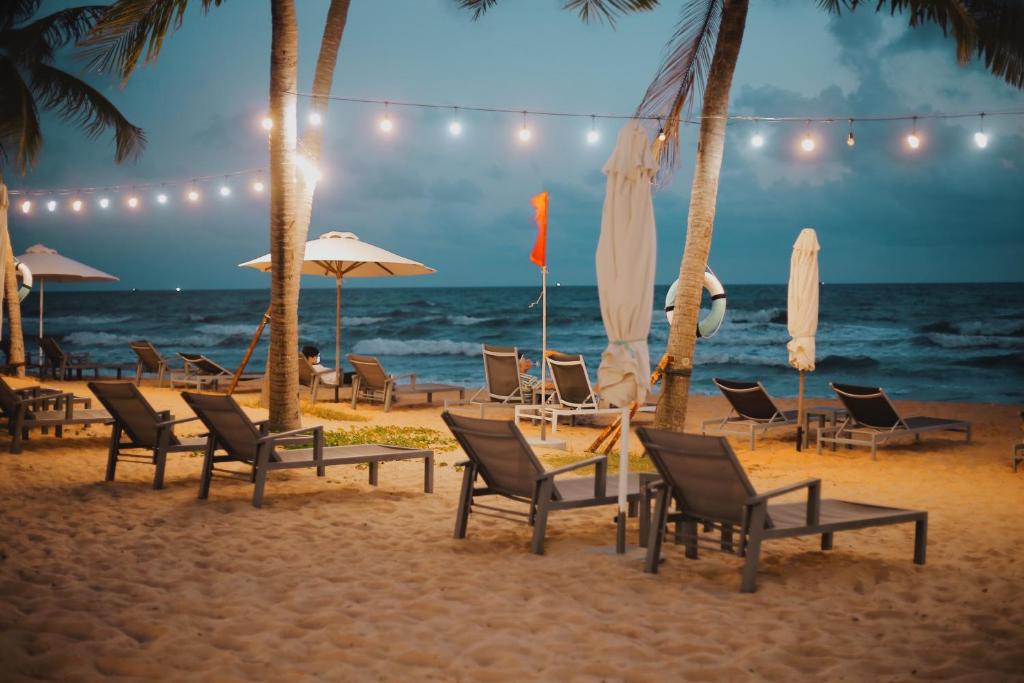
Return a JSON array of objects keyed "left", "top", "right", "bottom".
[
  {"left": 127, "top": 195, "right": 139, "bottom": 209},
  {"left": 586, "top": 115, "right": 599, "bottom": 144},
  {"left": 261, "top": 115, "right": 273, "bottom": 131},
  {"left": 974, "top": 113, "right": 988, "bottom": 148},
  {"left": 847, "top": 119, "right": 856, "bottom": 147},
  {"left": 20, "top": 200, "right": 31, "bottom": 214},
  {"left": 188, "top": 188, "right": 200, "bottom": 202},
  {"left": 750, "top": 132, "right": 764, "bottom": 148},
  {"left": 657, "top": 120, "right": 666, "bottom": 142},
  {"left": 252, "top": 179, "right": 265, "bottom": 193},
  {"left": 449, "top": 107, "right": 462, "bottom": 136},
  {"left": 99, "top": 197, "right": 110, "bottom": 209},
  {"left": 157, "top": 192, "right": 168, "bottom": 205},
  {"left": 906, "top": 116, "right": 921, "bottom": 150},
  {"left": 308, "top": 111, "right": 322, "bottom": 127},
  {"left": 71, "top": 199, "right": 83, "bottom": 212},
  {"left": 518, "top": 111, "right": 531, "bottom": 142},
  {"left": 46, "top": 200, "right": 57, "bottom": 212},
  {"left": 219, "top": 184, "right": 232, "bottom": 197},
  {"left": 379, "top": 102, "right": 393, "bottom": 133},
  {"left": 801, "top": 121, "right": 815, "bottom": 152}
]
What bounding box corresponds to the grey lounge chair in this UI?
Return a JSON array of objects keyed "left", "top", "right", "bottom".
[
  {"left": 129, "top": 340, "right": 179, "bottom": 387},
  {"left": 442, "top": 411, "right": 654, "bottom": 554},
  {"left": 637, "top": 428, "right": 928, "bottom": 593},
  {"left": 479, "top": 344, "right": 527, "bottom": 404},
  {"left": 0, "top": 376, "right": 111, "bottom": 453},
  {"left": 182, "top": 392, "right": 434, "bottom": 507},
  {"left": 88, "top": 381, "right": 207, "bottom": 489},
  {"left": 820, "top": 383, "right": 972, "bottom": 460},
  {"left": 348, "top": 354, "right": 463, "bottom": 412},
  {"left": 39, "top": 336, "right": 133, "bottom": 380},
  {"left": 298, "top": 353, "right": 339, "bottom": 404},
  {"left": 702, "top": 378, "right": 799, "bottom": 450},
  {"left": 173, "top": 353, "right": 262, "bottom": 391}
]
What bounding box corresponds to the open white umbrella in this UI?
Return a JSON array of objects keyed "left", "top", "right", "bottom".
[
  {"left": 16, "top": 243, "right": 118, "bottom": 341},
  {"left": 240, "top": 231, "right": 435, "bottom": 378},
  {"left": 786, "top": 228, "right": 821, "bottom": 450}
]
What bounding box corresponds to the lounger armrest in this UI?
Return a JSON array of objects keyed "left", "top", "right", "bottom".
[
  {"left": 155, "top": 415, "right": 201, "bottom": 428},
  {"left": 20, "top": 391, "right": 76, "bottom": 409},
  {"left": 254, "top": 419, "right": 271, "bottom": 436},
  {"left": 747, "top": 478, "right": 822, "bottom": 525},
  {"left": 455, "top": 459, "right": 471, "bottom": 467},
  {"left": 539, "top": 455, "right": 608, "bottom": 479},
  {"left": 257, "top": 424, "right": 323, "bottom": 444}
]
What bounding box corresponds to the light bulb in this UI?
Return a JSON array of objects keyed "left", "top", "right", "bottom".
[
  {"left": 46, "top": 200, "right": 57, "bottom": 212},
  {"left": 657, "top": 129, "right": 667, "bottom": 142},
  {"left": 20, "top": 200, "right": 31, "bottom": 214},
  {"left": 157, "top": 193, "right": 168, "bottom": 204},
  {"left": 99, "top": 197, "right": 110, "bottom": 209},
  {"left": 974, "top": 131, "right": 988, "bottom": 148},
  {"left": 847, "top": 132, "right": 856, "bottom": 147},
  {"left": 252, "top": 180, "right": 265, "bottom": 193},
  {"left": 261, "top": 116, "right": 273, "bottom": 131},
  {"left": 308, "top": 111, "right": 322, "bottom": 126},
  {"left": 188, "top": 189, "right": 200, "bottom": 202},
  {"left": 219, "top": 185, "right": 231, "bottom": 197},
  {"left": 127, "top": 196, "right": 139, "bottom": 208},
  {"left": 379, "top": 116, "right": 393, "bottom": 133},
  {"left": 586, "top": 129, "right": 600, "bottom": 144},
  {"left": 518, "top": 126, "right": 531, "bottom": 142},
  {"left": 750, "top": 133, "right": 764, "bottom": 148},
  {"left": 801, "top": 135, "right": 815, "bottom": 152},
  {"left": 449, "top": 120, "right": 463, "bottom": 136},
  {"left": 906, "top": 133, "right": 920, "bottom": 149},
  {"left": 71, "top": 199, "right": 82, "bottom": 212}
]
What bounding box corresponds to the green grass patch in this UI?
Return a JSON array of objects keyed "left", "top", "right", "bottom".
[
  {"left": 323, "top": 425, "right": 458, "bottom": 452},
  {"left": 539, "top": 449, "right": 655, "bottom": 475},
  {"left": 234, "top": 397, "right": 369, "bottom": 422}
]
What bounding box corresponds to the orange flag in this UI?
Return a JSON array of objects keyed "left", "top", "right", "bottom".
[{"left": 530, "top": 191, "right": 548, "bottom": 268}]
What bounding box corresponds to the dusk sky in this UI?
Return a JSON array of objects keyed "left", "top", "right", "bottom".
[{"left": 9, "top": 0, "right": 1024, "bottom": 290}]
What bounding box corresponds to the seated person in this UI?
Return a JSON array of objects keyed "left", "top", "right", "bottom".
[
  {"left": 518, "top": 352, "right": 541, "bottom": 394},
  {"left": 302, "top": 345, "right": 340, "bottom": 386}
]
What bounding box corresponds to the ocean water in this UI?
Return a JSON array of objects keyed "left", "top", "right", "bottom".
[{"left": 15, "top": 283, "right": 1024, "bottom": 404}]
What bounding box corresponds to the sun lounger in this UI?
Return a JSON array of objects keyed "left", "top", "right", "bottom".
[
  {"left": 442, "top": 411, "right": 654, "bottom": 554},
  {"left": 819, "top": 382, "right": 971, "bottom": 460},
  {"left": 348, "top": 354, "right": 464, "bottom": 412},
  {"left": 298, "top": 353, "right": 339, "bottom": 403},
  {"left": 182, "top": 392, "right": 434, "bottom": 507},
  {"left": 172, "top": 353, "right": 262, "bottom": 391},
  {"left": 88, "top": 381, "right": 207, "bottom": 489},
  {"left": 129, "top": 340, "right": 180, "bottom": 387},
  {"left": 701, "top": 378, "right": 799, "bottom": 450},
  {"left": 636, "top": 428, "right": 928, "bottom": 593},
  {"left": 0, "top": 376, "right": 111, "bottom": 453},
  {"left": 39, "top": 336, "right": 133, "bottom": 380}
]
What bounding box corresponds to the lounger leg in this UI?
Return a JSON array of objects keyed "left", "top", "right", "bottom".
[
  {"left": 105, "top": 425, "right": 122, "bottom": 481},
  {"left": 721, "top": 524, "right": 734, "bottom": 552},
  {"left": 198, "top": 439, "right": 215, "bottom": 500},
  {"left": 368, "top": 461, "right": 379, "bottom": 486},
  {"left": 639, "top": 484, "right": 652, "bottom": 549},
  {"left": 453, "top": 464, "right": 475, "bottom": 539},
  {"left": 423, "top": 454, "right": 433, "bottom": 493},
  {"left": 821, "top": 532, "right": 834, "bottom": 551},
  {"left": 965, "top": 425, "right": 972, "bottom": 444},
  {"left": 627, "top": 499, "right": 638, "bottom": 518},
  {"left": 749, "top": 428, "right": 756, "bottom": 451},
  {"left": 913, "top": 518, "right": 928, "bottom": 565},
  {"left": 252, "top": 465, "right": 269, "bottom": 508},
  {"left": 11, "top": 414, "right": 24, "bottom": 453},
  {"left": 530, "top": 479, "right": 555, "bottom": 555},
  {"left": 741, "top": 506, "right": 767, "bottom": 593},
  {"left": 644, "top": 487, "right": 670, "bottom": 574},
  {"left": 683, "top": 521, "right": 699, "bottom": 560}
]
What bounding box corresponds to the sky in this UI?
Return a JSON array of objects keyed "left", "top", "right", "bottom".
[{"left": 8, "top": 0, "right": 1024, "bottom": 290}]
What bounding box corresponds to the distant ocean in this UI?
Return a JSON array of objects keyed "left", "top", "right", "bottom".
[{"left": 17, "top": 283, "right": 1024, "bottom": 404}]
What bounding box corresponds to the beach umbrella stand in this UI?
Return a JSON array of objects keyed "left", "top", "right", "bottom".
[{"left": 786, "top": 228, "right": 821, "bottom": 451}]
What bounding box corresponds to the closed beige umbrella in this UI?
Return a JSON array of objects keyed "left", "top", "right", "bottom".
[{"left": 786, "top": 228, "right": 820, "bottom": 450}]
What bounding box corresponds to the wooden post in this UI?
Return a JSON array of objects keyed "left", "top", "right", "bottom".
[{"left": 228, "top": 305, "right": 272, "bottom": 395}]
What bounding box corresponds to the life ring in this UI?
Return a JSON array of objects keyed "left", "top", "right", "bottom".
[
  {"left": 15, "top": 260, "right": 32, "bottom": 302},
  {"left": 664, "top": 268, "right": 727, "bottom": 338}
]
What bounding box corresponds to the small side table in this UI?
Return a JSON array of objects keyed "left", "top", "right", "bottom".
[{"left": 804, "top": 406, "right": 848, "bottom": 450}]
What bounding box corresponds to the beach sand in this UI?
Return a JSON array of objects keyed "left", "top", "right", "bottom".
[{"left": 1, "top": 377, "right": 1022, "bottom": 681}]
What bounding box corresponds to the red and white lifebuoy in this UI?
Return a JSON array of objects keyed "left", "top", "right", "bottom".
[{"left": 664, "top": 267, "right": 727, "bottom": 339}]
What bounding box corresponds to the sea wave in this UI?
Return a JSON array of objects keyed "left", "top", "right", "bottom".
[
  {"left": 915, "top": 333, "right": 1023, "bottom": 350},
  {"left": 351, "top": 338, "right": 480, "bottom": 357},
  {"left": 953, "top": 352, "right": 1024, "bottom": 369},
  {"left": 815, "top": 354, "right": 880, "bottom": 371},
  {"left": 727, "top": 308, "right": 787, "bottom": 325},
  {"left": 918, "top": 320, "right": 1024, "bottom": 337},
  {"left": 46, "top": 314, "right": 134, "bottom": 327},
  {"left": 342, "top": 316, "right": 386, "bottom": 326},
  {"left": 62, "top": 331, "right": 134, "bottom": 347},
  {"left": 447, "top": 315, "right": 493, "bottom": 326}
]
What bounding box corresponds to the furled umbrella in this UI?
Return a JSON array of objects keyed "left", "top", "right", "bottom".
[
  {"left": 786, "top": 228, "right": 821, "bottom": 450},
  {"left": 240, "top": 231, "right": 435, "bottom": 382}
]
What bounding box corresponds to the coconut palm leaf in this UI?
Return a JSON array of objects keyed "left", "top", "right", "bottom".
[
  {"left": 80, "top": 0, "right": 226, "bottom": 81},
  {"left": 2, "top": 6, "right": 107, "bottom": 65},
  {"left": 0, "top": 56, "right": 42, "bottom": 171},
  {"left": 634, "top": 0, "right": 723, "bottom": 169},
  {"left": 0, "top": 0, "right": 42, "bottom": 31},
  {"left": 456, "top": 0, "right": 659, "bottom": 25}
]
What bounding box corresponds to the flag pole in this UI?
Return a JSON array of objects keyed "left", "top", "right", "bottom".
[{"left": 539, "top": 265, "right": 548, "bottom": 439}]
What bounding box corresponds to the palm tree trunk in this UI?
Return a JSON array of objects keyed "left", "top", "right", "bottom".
[
  {"left": 267, "top": 0, "right": 301, "bottom": 431},
  {"left": 655, "top": 0, "right": 749, "bottom": 431},
  {"left": 0, "top": 178, "right": 25, "bottom": 377}
]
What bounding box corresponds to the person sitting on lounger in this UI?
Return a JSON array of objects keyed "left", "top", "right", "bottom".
[
  {"left": 302, "top": 345, "right": 339, "bottom": 386},
  {"left": 518, "top": 353, "right": 541, "bottom": 393}
]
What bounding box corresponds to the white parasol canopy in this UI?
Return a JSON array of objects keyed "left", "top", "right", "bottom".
[
  {"left": 786, "top": 227, "right": 820, "bottom": 448},
  {"left": 16, "top": 243, "right": 118, "bottom": 341},
  {"left": 240, "top": 231, "right": 435, "bottom": 377},
  {"left": 596, "top": 120, "right": 657, "bottom": 407}
]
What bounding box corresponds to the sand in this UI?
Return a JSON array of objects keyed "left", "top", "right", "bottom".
[{"left": 1, "top": 377, "right": 1022, "bottom": 682}]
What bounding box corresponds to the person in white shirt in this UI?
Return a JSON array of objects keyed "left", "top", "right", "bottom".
[
  {"left": 518, "top": 353, "right": 541, "bottom": 394},
  {"left": 302, "top": 345, "right": 339, "bottom": 386}
]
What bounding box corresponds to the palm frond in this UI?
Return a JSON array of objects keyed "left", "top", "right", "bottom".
[
  {"left": 963, "top": 0, "right": 1024, "bottom": 88},
  {"left": 452, "top": 0, "right": 500, "bottom": 20},
  {"left": 28, "top": 61, "right": 145, "bottom": 163},
  {"left": 80, "top": 0, "right": 225, "bottom": 81},
  {"left": 0, "top": 56, "right": 42, "bottom": 173},
  {"left": 2, "top": 6, "right": 107, "bottom": 66},
  {"left": 0, "top": 0, "right": 42, "bottom": 32},
  {"left": 635, "top": 0, "right": 723, "bottom": 169},
  {"left": 561, "top": 0, "right": 661, "bottom": 27}
]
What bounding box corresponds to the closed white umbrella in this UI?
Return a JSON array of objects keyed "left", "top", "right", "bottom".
[
  {"left": 16, "top": 243, "right": 118, "bottom": 341},
  {"left": 786, "top": 228, "right": 821, "bottom": 450},
  {"left": 240, "top": 231, "right": 435, "bottom": 379}
]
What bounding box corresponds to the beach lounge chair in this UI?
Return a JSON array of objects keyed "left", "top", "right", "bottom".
[
  {"left": 298, "top": 353, "right": 339, "bottom": 403},
  {"left": 88, "top": 381, "right": 207, "bottom": 489},
  {"left": 636, "top": 428, "right": 928, "bottom": 593},
  {"left": 819, "top": 383, "right": 972, "bottom": 460},
  {"left": 129, "top": 340, "right": 180, "bottom": 387},
  {"left": 39, "top": 336, "right": 133, "bottom": 380},
  {"left": 701, "top": 378, "right": 799, "bottom": 450},
  {"left": 479, "top": 344, "right": 527, "bottom": 403},
  {"left": 0, "top": 376, "right": 111, "bottom": 453},
  {"left": 182, "top": 392, "right": 434, "bottom": 507},
  {"left": 172, "top": 353, "right": 261, "bottom": 391},
  {"left": 348, "top": 354, "right": 464, "bottom": 412},
  {"left": 442, "top": 411, "right": 654, "bottom": 554}
]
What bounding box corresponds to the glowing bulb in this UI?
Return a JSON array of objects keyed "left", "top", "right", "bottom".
[
  {"left": 657, "top": 129, "right": 667, "bottom": 142},
  {"left": 252, "top": 180, "right": 265, "bottom": 193},
  {"left": 99, "top": 197, "right": 110, "bottom": 209},
  {"left": 127, "top": 196, "right": 139, "bottom": 208},
  {"left": 157, "top": 193, "right": 168, "bottom": 204},
  {"left": 449, "top": 120, "right": 463, "bottom": 136},
  {"left": 46, "top": 200, "right": 57, "bottom": 212},
  {"left": 188, "top": 190, "right": 200, "bottom": 202},
  {"left": 586, "top": 129, "right": 600, "bottom": 144},
  {"left": 175, "top": 287, "right": 181, "bottom": 292},
  {"left": 379, "top": 116, "right": 393, "bottom": 133},
  {"left": 801, "top": 135, "right": 815, "bottom": 152},
  {"left": 518, "top": 126, "right": 531, "bottom": 142},
  {"left": 261, "top": 116, "right": 273, "bottom": 131},
  {"left": 847, "top": 132, "right": 856, "bottom": 147},
  {"left": 20, "top": 200, "right": 31, "bottom": 214},
  {"left": 974, "top": 131, "right": 988, "bottom": 148},
  {"left": 295, "top": 154, "right": 323, "bottom": 184},
  {"left": 308, "top": 111, "right": 322, "bottom": 126},
  {"left": 750, "top": 133, "right": 764, "bottom": 148},
  {"left": 71, "top": 199, "right": 82, "bottom": 212},
  {"left": 219, "top": 185, "right": 231, "bottom": 197},
  {"left": 906, "top": 133, "right": 920, "bottom": 149}
]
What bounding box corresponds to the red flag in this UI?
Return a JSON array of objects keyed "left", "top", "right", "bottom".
[{"left": 530, "top": 191, "right": 548, "bottom": 268}]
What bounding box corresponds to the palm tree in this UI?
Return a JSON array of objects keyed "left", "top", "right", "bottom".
[
  {"left": 0, "top": 0, "right": 145, "bottom": 376},
  {"left": 458, "top": 0, "right": 1024, "bottom": 431},
  {"left": 84, "top": 0, "right": 353, "bottom": 430}
]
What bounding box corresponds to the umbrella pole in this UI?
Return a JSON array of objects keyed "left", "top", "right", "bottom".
[
  {"left": 796, "top": 370, "right": 806, "bottom": 451},
  {"left": 37, "top": 278, "right": 44, "bottom": 375},
  {"left": 228, "top": 305, "right": 271, "bottom": 395},
  {"left": 335, "top": 276, "right": 342, "bottom": 385},
  {"left": 539, "top": 266, "right": 548, "bottom": 440}
]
